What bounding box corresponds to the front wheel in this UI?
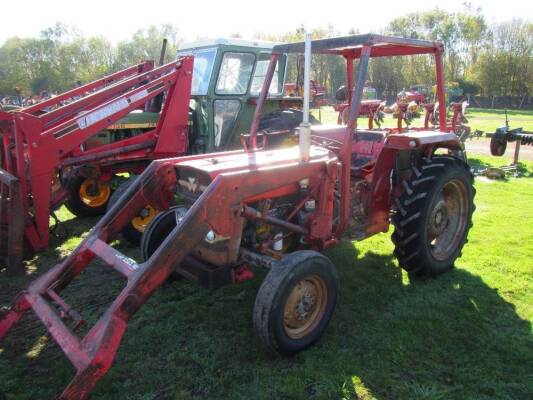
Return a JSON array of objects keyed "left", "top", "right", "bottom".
[
  {"left": 392, "top": 155, "right": 475, "bottom": 277},
  {"left": 64, "top": 176, "right": 112, "bottom": 217},
  {"left": 141, "top": 206, "right": 188, "bottom": 261},
  {"left": 253, "top": 251, "right": 339, "bottom": 355},
  {"left": 107, "top": 179, "right": 158, "bottom": 245}
]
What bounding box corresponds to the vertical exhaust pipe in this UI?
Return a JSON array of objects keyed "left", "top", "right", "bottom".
[
  {"left": 158, "top": 38, "right": 168, "bottom": 66},
  {"left": 299, "top": 33, "right": 312, "bottom": 162}
]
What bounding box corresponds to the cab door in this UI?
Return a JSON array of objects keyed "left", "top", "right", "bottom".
[{"left": 211, "top": 51, "right": 256, "bottom": 150}]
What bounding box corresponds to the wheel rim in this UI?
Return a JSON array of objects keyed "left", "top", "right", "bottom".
[
  {"left": 79, "top": 179, "right": 111, "bottom": 208},
  {"left": 427, "top": 179, "right": 469, "bottom": 261},
  {"left": 283, "top": 275, "right": 328, "bottom": 339},
  {"left": 131, "top": 205, "right": 158, "bottom": 232}
]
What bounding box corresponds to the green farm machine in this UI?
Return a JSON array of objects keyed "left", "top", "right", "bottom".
[{"left": 100, "top": 38, "right": 304, "bottom": 155}]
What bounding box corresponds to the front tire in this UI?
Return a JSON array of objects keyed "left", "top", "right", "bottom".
[
  {"left": 64, "top": 177, "right": 112, "bottom": 217},
  {"left": 107, "top": 179, "right": 158, "bottom": 245},
  {"left": 253, "top": 251, "right": 339, "bottom": 355},
  {"left": 141, "top": 206, "right": 188, "bottom": 261},
  {"left": 392, "top": 155, "right": 475, "bottom": 277}
]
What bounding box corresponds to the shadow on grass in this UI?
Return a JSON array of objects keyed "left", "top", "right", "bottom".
[
  {"left": 1, "top": 239, "right": 531, "bottom": 399},
  {"left": 0, "top": 212, "right": 142, "bottom": 281}
]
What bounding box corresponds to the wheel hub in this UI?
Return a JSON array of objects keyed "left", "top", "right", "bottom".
[
  {"left": 79, "top": 179, "right": 111, "bottom": 208},
  {"left": 295, "top": 292, "right": 316, "bottom": 321},
  {"left": 131, "top": 205, "right": 157, "bottom": 232},
  {"left": 283, "top": 276, "right": 327, "bottom": 339},
  {"left": 427, "top": 179, "right": 469, "bottom": 261},
  {"left": 430, "top": 200, "right": 449, "bottom": 236}
]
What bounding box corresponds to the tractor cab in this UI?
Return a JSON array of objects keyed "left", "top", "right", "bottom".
[{"left": 177, "top": 38, "right": 298, "bottom": 153}]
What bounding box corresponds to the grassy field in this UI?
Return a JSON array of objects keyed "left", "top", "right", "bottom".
[
  {"left": 466, "top": 108, "right": 533, "bottom": 132},
  {"left": 0, "top": 110, "right": 532, "bottom": 399}
]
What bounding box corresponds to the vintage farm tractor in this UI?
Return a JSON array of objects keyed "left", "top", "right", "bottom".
[
  {"left": 0, "top": 34, "right": 475, "bottom": 399},
  {"left": 333, "top": 85, "right": 470, "bottom": 138}
]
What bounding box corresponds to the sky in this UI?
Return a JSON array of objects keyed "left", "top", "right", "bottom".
[{"left": 1, "top": 0, "right": 531, "bottom": 45}]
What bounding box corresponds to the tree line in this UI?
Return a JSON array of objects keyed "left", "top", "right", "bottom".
[{"left": 0, "top": 7, "right": 531, "bottom": 103}]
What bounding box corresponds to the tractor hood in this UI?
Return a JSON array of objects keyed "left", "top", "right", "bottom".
[{"left": 175, "top": 145, "right": 334, "bottom": 179}]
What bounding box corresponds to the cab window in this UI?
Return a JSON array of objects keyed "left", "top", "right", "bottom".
[
  {"left": 213, "top": 99, "right": 241, "bottom": 148},
  {"left": 177, "top": 47, "right": 217, "bottom": 95},
  {"left": 216, "top": 52, "right": 255, "bottom": 95},
  {"left": 250, "top": 55, "right": 285, "bottom": 95}
]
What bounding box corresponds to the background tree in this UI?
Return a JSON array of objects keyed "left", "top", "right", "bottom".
[{"left": 0, "top": 10, "right": 530, "bottom": 106}]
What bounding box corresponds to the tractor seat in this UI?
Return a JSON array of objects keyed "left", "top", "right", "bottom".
[{"left": 350, "top": 129, "right": 386, "bottom": 173}]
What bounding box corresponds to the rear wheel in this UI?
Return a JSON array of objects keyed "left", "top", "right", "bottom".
[
  {"left": 65, "top": 176, "right": 112, "bottom": 217},
  {"left": 107, "top": 179, "right": 158, "bottom": 245},
  {"left": 253, "top": 251, "right": 339, "bottom": 354},
  {"left": 392, "top": 155, "right": 475, "bottom": 277}
]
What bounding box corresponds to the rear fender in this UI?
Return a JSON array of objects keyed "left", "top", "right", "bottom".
[
  {"left": 367, "top": 131, "right": 463, "bottom": 233},
  {"left": 384, "top": 131, "right": 462, "bottom": 156}
]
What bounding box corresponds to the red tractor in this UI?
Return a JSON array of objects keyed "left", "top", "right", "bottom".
[
  {"left": 0, "top": 56, "right": 194, "bottom": 273},
  {"left": 0, "top": 34, "right": 475, "bottom": 399},
  {"left": 398, "top": 84, "right": 431, "bottom": 104}
]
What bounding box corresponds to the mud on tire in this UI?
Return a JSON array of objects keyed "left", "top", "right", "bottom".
[{"left": 392, "top": 155, "right": 475, "bottom": 277}]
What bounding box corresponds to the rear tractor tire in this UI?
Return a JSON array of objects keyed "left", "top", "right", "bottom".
[
  {"left": 392, "top": 155, "right": 475, "bottom": 277},
  {"left": 107, "top": 179, "right": 158, "bottom": 245},
  {"left": 253, "top": 250, "right": 339, "bottom": 355},
  {"left": 65, "top": 176, "right": 112, "bottom": 217}
]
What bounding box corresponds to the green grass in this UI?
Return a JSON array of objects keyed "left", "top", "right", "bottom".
[
  {"left": 466, "top": 108, "right": 533, "bottom": 132},
  {"left": 1, "top": 114, "right": 532, "bottom": 399}
]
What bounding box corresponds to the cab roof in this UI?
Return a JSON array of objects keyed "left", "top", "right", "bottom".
[
  {"left": 179, "top": 37, "right": 280, "bottom": 51},
  {"left": 272, "top": 33, "right": 443, "bottom": 58}
]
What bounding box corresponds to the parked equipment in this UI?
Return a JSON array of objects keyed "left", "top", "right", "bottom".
[
  {"left": 488, "top": 110, "right": 533, "bottom": 164},
  {"left": 0, "top": 34, "right": 475, "bottom": 399}
]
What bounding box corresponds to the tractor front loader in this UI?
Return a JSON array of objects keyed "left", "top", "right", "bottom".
[
  {"left": 0, "top": 34, "right": 475, "bottom": 399},
  {"left": 0, "top": 56, "right": 194, "bottom": 273}
]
